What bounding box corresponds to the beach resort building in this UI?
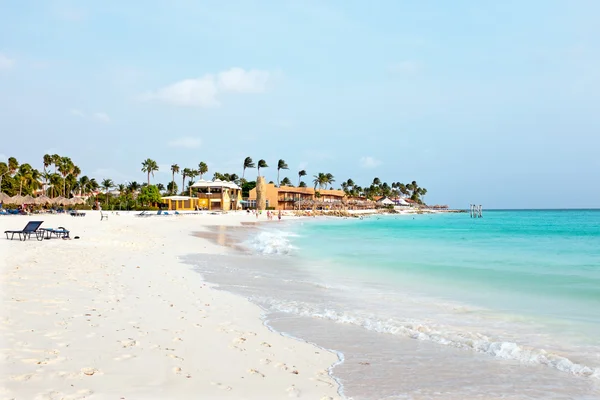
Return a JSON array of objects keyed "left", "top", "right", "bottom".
[
  {"left": 247, "top": 183, "right": 345, "bottom": 210},
  {"left": 160, "top": 179, "right": 242, "bottom": 211}
]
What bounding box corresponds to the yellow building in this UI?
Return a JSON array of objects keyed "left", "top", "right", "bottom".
[
  {"left": 160, "top": 179, "right": 243, "bottom": 211},
  {"left": 248, "top": 183, "right": 345, "bottom": 210}
]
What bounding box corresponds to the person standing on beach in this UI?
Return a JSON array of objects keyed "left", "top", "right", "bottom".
[{"left": 278, "top": 210, "right": 282, "bottom": 221}]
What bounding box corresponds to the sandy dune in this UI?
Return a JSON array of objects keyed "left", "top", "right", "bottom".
[{"left": 0, "top": 211, "right": 340, "bottom": 400}]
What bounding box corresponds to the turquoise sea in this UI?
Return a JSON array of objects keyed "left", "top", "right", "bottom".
[{"left": 191, "top": 210, "right": 600, "bottom": 399}]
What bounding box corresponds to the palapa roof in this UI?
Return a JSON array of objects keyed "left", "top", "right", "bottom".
[{"left": 190, "top": 179, "right": 241, "bottom": 190}]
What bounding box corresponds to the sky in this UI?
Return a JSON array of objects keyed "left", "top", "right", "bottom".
[{"left": 1, "top": 0, "right": 599, "bottom": 208}]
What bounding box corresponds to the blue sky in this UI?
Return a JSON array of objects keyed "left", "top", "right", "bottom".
[{"left": 1, "top": 0, "right": 599, "bottom": 208}]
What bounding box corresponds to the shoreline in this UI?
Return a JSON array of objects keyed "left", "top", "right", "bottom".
[
  {"left": 0, "top": 211, "right": 342, "bottom": 399},
  {"left": 188, "top": 215, "right": 600, "bottom": 399}
]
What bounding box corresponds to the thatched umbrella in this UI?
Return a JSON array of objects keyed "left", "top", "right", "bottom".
[
  {"left": 53, "top": 196, "right": 69, "bottom": 206},
  {"left": 23, "top": 195, "right": 35, "bottom": 204},
  {"left": 34, "top": 195, "right": 52, "bottom": 205},
  {"left": 72, "top": 197, "right": 86, "bottom": 205},
  {"left": 0, "top": 192, "right": 10, "bottom": 202},
  {"left": 8, "top": 195, "right": 25, "bottom": 205}
]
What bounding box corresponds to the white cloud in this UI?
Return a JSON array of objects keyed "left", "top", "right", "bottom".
[
  {"left": 359, "top": 156, "right": 382, "bottom": 169},
  {"left": 142, "top": 76, "right": 219, "bottom": 107},
  {"left": 93, "top": 112, "right": 111, "bottom": 123},
  {"left": 388, "top": 60, "right": 421, "bottom": 74},
  {"left": 69, "top": 109, "right": 111, "bottom": 123},
  {"left": 167, "top": 136, "right": 202, "bottom": 149},
  {"left": 142, "top": 67, "right": 272, "bottom": 108},
  {"left": 70, "top": 108, "right": 85, "bottom": 117},
  {"left": 217, "top": 68, "right": 270, "bottom": 93},
  {"left": 0, "top": 53, "right": 15, "bottom": 70}
]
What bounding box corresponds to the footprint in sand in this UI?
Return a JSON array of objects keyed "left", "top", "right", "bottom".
[
  {"left": 113, "top": 354, "right": 136, "bottom": 361},
  {"left": 248, "top": 369, "right": 265, "bottom": 378},
  {"left": 34, "top": 389, "right": 94, "bottom": 400},
  {"left": 211, "top": 382, "right": 232, "bottom": 391},
  {"left": 119, "top": 339, "right": 138, "bottom": 348},
  {"left": 80, "top": 367, "right": 100, "bottom": 376},
  {"left": 260, "top": 358, "right": 272, "bottom": 365},
  {"left": 275, "top": 362, "right": 289, "bottom": 371},
  {"left": 10, "top": 373, "right": 34, "bottom": 382},
  {"left": 286, "top": 385, "right": 301, "bottom": 397}
]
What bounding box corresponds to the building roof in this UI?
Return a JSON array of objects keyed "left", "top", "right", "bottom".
[
  {"left": 161, "top": 195, "right": 194, "bottom": 200},
  {"left": 190, "top": 179, "right": 241, "bottom": 190}
]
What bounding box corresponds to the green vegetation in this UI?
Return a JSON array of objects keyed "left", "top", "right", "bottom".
[{"left": 0, "top": 154, "right": 431, "bottom": 209}]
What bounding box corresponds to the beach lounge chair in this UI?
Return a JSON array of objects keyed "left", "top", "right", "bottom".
[
  {"left": 100, "top": 211, "right": 108, "bottom": 221},
  {"left": 43, "top": 226, "right": 70, "bottom": 239},
  {"left": 4, "top": 221, "right": 45, "bottom": 241},
  {"left": 135, "top": 211, "right": 148, "bottom": 217}
]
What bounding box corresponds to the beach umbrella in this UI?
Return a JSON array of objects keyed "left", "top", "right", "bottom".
[
  {"left": 0, "top": 192, "right": 10, "bottom": 202},
  {"left": 23, "top": 195, "right": 35, "bottom": 204},
  {"left": 8, "top": 195, "right": 25, "bottom": 205},
  {"left": 34, "top": 195, "right": 51, "bottom": 205},
  {"left": 72, "top": 197, "right": 86, "bottom": 205},
  {"left": 53, "top": 196, "right": 68, "bottom": 205}
]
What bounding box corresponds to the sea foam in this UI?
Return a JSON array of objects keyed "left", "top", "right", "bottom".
[
  {"left": 257, "top": 296, "right": 600, "bottom": 379},
  {"left": 245, "top": 230, "right": 298, "bottom": 255}
]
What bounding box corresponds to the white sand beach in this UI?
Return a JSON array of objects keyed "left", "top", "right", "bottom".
[{"left": 0, "top": 211, "right": 341, "bottom": 400}]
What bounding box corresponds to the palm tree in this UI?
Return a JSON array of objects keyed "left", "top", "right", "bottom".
[
  {"left": 280, "top": 177, "right": 292, "bottom": 186},
  {"left": 298, "top": 170, "right": 306, "bottom": 186},
  {"left": 8, "top": 157, "right": 18, "bottom": 175},
  {"left": 0, "top": 162, "right": 8, "bottom": 192},
  {"left": 257, "top": 159, "right": 268, "bottom": 177},
  {"left": 242, "top": 157, "right": 255, "bottom": 179},
  {"left": 16, "top": 163, "right": 33, "bottom": 195},
  {"left": 77, "top": 176, "right": 90, "bottom": 196},
  {"left": 312, "top": 172, "right": 328, "bottom": 190},
  {"left": 43, "top": 154, "right": 52, "bottom": 196},
  {"left": 167, "top": 181, "right": 178, "bottom": 194},
  {"left": 141, "top": 159, "right": 159, "bottom": 185},
  {"left": 57, "top": 156, "right": 74, "bottom": 196},
  {"left": 277, "top": 159, "right": 288, "bottom": 187},
  {"left": 299, "top": 181, "right": 307, "bottom": 188},
  {"left": 181, "top": 168, "right": 194, "bottom": 192},
  {"left": 325, "top": 173, "right": 335, "bottom": 189},
  {"left": 170, "top": 164, "right": 179, "bottom": 194},
  {"left": 156, "top": 183, "right": 166, "bottom": 192},
  {"left": 198, "top": 162, "right": 208, "bottom": 179},
  {"left": 101, "top": 178, "right": 114, "bottom": 206}
]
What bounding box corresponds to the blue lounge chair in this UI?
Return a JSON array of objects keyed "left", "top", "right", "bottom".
[
  {"left": 43, "top": 226, "right": 70, "bottom": 239},
  {"left": 5, "top": 221, "right": 45, "bottom": 241}
]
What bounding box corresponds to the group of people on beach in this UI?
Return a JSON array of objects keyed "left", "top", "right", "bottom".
[{"left": 248, "top": 208, "right": 282, "bottom": 221}]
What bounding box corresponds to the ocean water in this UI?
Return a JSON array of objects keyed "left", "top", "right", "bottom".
[{"left": 188, "top": 210, "right": 600, "bottom": 399}]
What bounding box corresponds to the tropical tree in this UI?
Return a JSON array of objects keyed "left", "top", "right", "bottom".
[
  {"left": 198, "top": 162, "right": 208, "bottom": 179},
  {"left": 181, "top": 168, "right": 193, "bottom": 191},
  {"left": 242, "top": 157, "right": 255, "bottom": 179},
  {"left": 280, "top": 177, "right": 292, "bottom": 186},
  {"left": 257, "top": 159, "right": 268, "bottom": 177},
  {"left": 43, "top": 154, "right": 52, "bottom": 195},
  {"left": 325, "top": 173, "right": 335, "bottom": 189},
  {"left": 299, "top": 181, "right": 307, "bottom": 188},
  {"left": 15, "top": 163, "right": 33, "bottom": 196},
  {"left": 167, "top": 181, "right": 178, "bottom": 194},
  {"left": 170, "top": 164, "right": 179, "bottom": 194},
  {"left": 141, "top": 158, "right": 159, "bottom": 185},
  {"left": 277, "top": 159, "right": 288, "bottom": 187},
  {"left": 313, "top": 172, "right": 328, "bottom": 190},
  {"left": 0, "top": 162, "right": 8, "bottom": 192},
  {"left": 138, "top": 185, "right": 161, "bottom": 206},
  {"left": 128, "top": 181, "right": 141, "bottom": 194},
  {"left": 298, "top": 169, "right": 306, "bottom": 186},
  {"left": 156, "top": 183, "right": 166, "bottom": 192},
  {"left": 101, "top": 178, "right": 114, "bottom": 206},
  {"left": 8, "top": 157, "right": 18, "bottom": 175}
]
